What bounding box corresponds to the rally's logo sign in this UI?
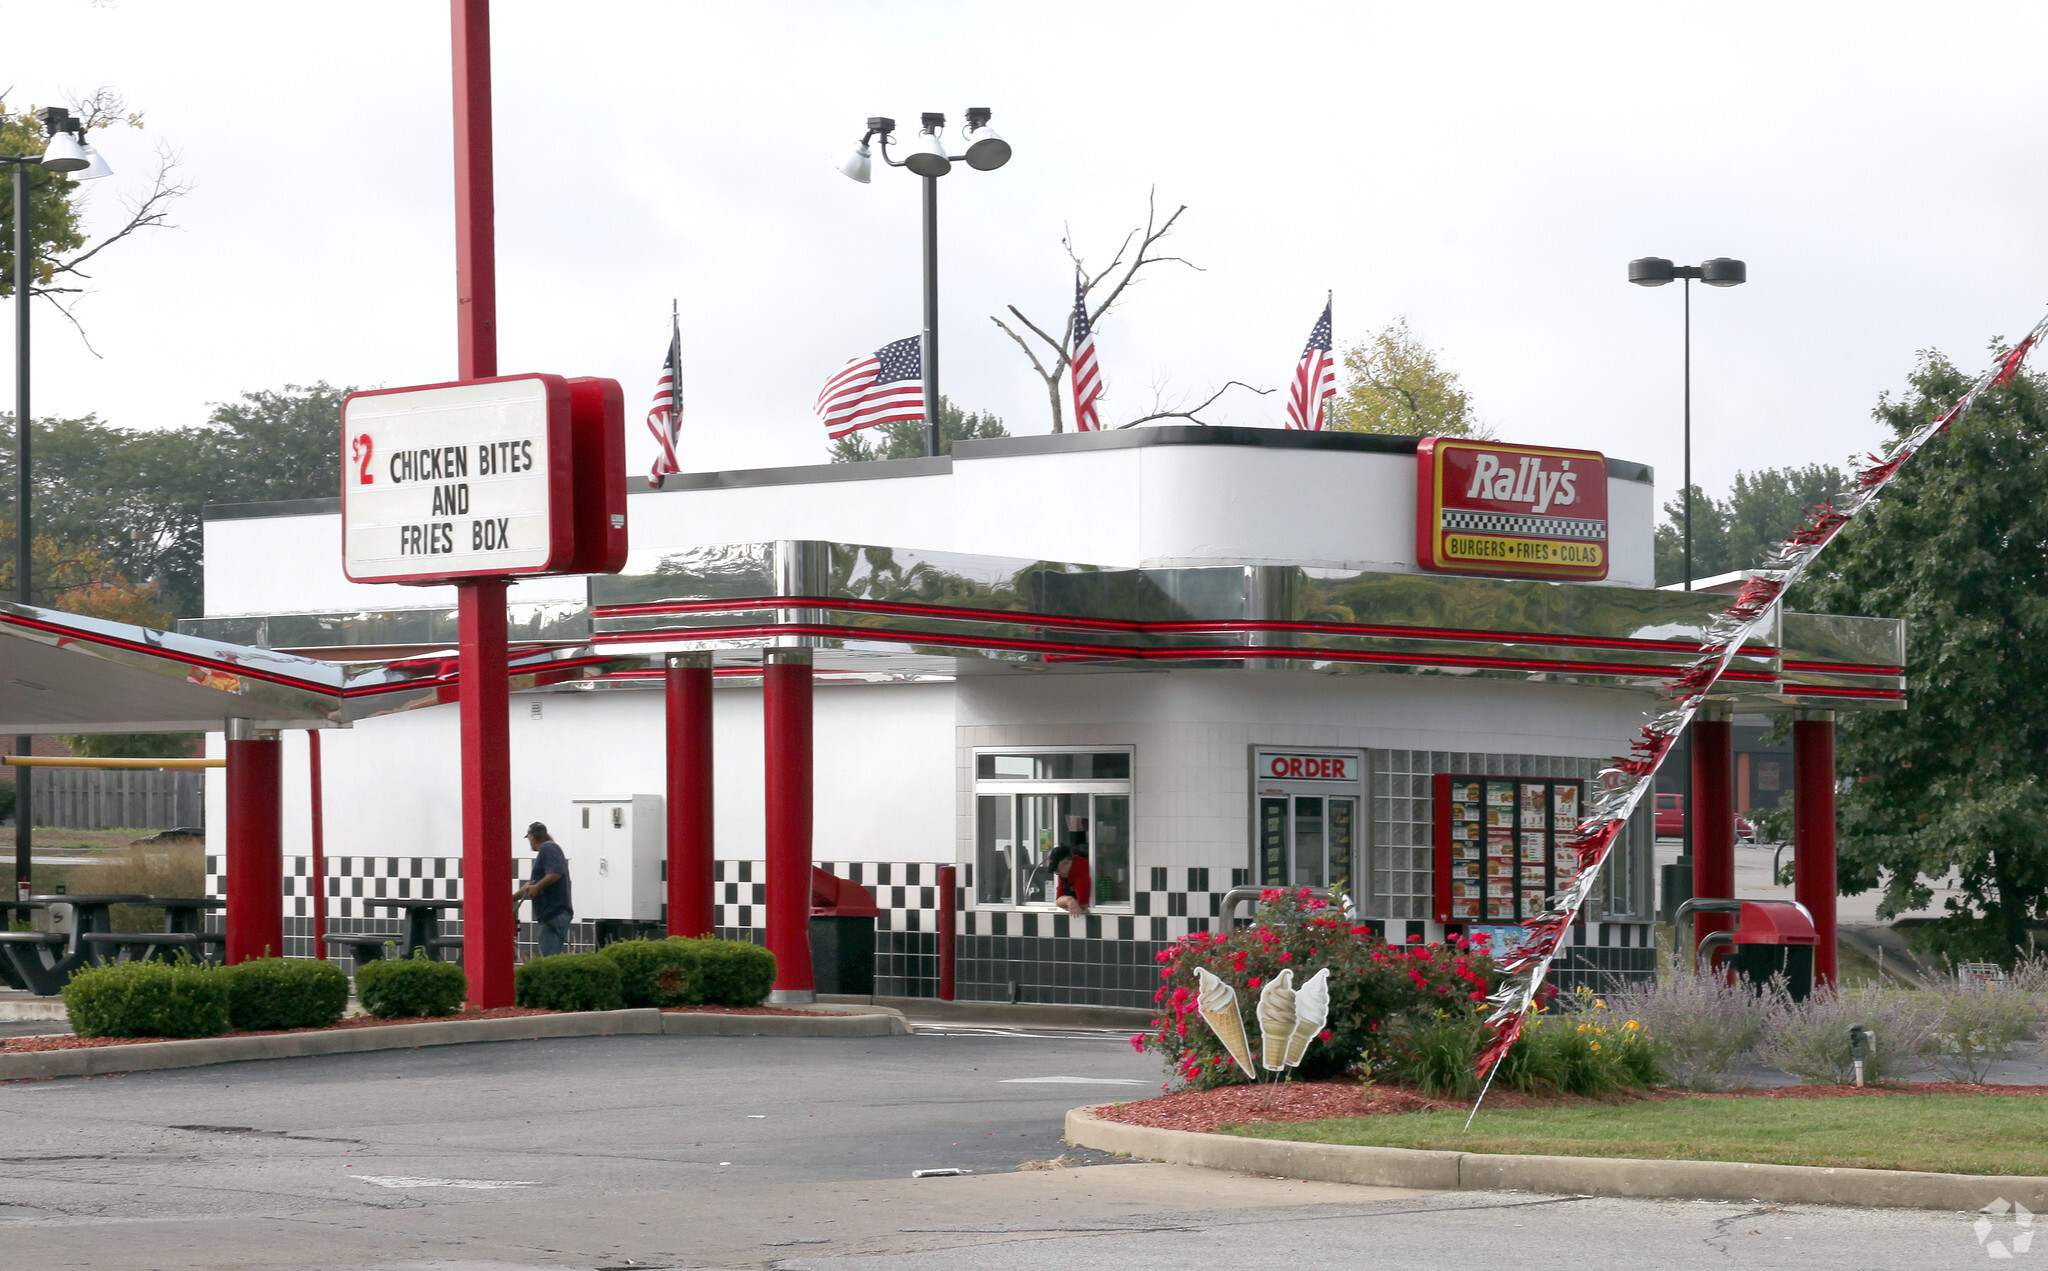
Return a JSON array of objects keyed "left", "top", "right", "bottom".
[{"left": 1415, "top": 438, "right": 1610, "bottom": 581}]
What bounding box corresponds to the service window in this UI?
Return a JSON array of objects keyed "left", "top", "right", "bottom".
[{"left": 973, "top": 749, "right": 1133, "bottom": 910}]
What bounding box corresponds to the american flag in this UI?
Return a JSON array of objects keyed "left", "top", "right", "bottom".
[
  {"left": 1285, "top": 295, "right": 1336, "bottom": 431},
  {"left": 645, "top": 310, "right": 683, "bottom": 487},
  {"left": 1068, "top": 275, "right": 1104, "bottom": 432},
  {"left": 815, "top": 335, "right": 925, "bottom": 439}
]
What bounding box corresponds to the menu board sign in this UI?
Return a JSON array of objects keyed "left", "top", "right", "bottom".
[
  {"left": 1432, "top": 773, "right": 1586, "bottom": 925},
  {"left": 1415, "top": 438, "right": 1610, "bottom": 581}
]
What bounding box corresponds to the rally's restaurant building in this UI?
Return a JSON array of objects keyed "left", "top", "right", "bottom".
[{"left": 180, "top": 427, "right": 1904, "bottom": 1006}]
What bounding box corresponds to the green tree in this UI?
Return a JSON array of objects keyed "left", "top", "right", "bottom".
[
  {"left": 0, "top": 104, "right": 87, "bottom": 298},
  {"left": 1654, "top": 463, "right": 1847, "bottom": 586},
  {"left": 1, "top": 383, "right": 353, "bottom": 617},
  {"left": 0, "top": 89, "right": 181, "bottom": 341},
  {"left": 830, "top": 396, "right": 1007, "bottom": 462},
  {"left": 1793, "top": 346, "right": 2048, "bottom": 961},
  {"left": 1328, "top": 317, "right": 1490, "bottom": 438}
]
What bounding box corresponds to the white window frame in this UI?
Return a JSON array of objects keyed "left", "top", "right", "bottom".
[{"left": 971, "top": 745, "right": 1135, "bottom": 913}]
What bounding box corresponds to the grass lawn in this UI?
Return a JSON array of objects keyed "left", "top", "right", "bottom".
[{"left": 1225, "top": 1095, "right": 2048, "bottom": 1175}]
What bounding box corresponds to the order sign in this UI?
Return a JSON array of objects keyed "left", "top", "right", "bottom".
[
  {"left": 341, "top": 376, "right": 576, "bottom": 583},
  {"left": 1414, "top": 437, "right": 1610, "bottom": 581}
]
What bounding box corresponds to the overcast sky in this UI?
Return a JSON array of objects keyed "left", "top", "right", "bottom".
[{"left": 10, "top": 1, "right": 2048, "bottom": 507}]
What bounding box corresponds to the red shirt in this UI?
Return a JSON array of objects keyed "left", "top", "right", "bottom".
[{"left": 1057, "top": 856, "right": 1091, "bottom": 907}]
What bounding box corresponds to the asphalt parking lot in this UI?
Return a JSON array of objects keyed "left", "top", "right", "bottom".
[{"left": 0, "top": 1024, "right": 2011, "bottom": 1270}]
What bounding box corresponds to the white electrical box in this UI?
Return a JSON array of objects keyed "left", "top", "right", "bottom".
[{"left": 563, "top": 795, "right": 665, "bottom": 922}]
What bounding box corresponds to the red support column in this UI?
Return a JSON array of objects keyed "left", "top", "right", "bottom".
[
  {"left": 666, "top": 652, "right": 715, "bottom": 938},
  {"left": 451, "top": 0, "right": 496, "bottom": 380},
  {"left": 1793, "top": 709, "right": 1839, "bottom": 989},
  {"left": 224, "top": 719, "right": 283, "bottom": 964},
  {"left": 308, "top": 730, "right": 327, "bottom": 960},
  {"left": 459, "top": 580, "right": 515, "bottom": 1007},
  {"left": 763, "top": 649, "right": 815, "bottom": 1002},
  {"left": 1691, "top": 706, "right": 1736, "bottom": 964},
  {"left": 937, "top": 864, "right": 957, "bottom": 1001}
]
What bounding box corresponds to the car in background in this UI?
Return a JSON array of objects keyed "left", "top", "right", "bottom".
[{"left": 1654, "top": 793, "right": 1758, "bottom": 842}]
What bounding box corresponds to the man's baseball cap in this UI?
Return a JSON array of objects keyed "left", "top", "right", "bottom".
[{"left": 526, "top": 822, "right": 548, "bottom": 837}]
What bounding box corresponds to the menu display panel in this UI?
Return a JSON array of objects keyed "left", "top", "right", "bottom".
[{"left": 1432, "top": 774, "right": 1589, "bottom": 926}]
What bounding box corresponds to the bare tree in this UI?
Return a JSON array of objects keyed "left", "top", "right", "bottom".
[
  {"left": 20, "top": 87, "right": 189, "bottom": 355},
  {"left": 991, "top": 189, "right": 1265, "bottom": 432}
]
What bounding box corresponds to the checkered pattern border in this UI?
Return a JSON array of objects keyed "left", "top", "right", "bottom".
[
  {"left": 208, "top": 855, "right": 1655, "bottom": 959},
  {"left": 1440, "top": 508, "right": 1606, "bottom": 541},
  {"left": 206, "top": 854, "right": 466, "bottom": 920}
]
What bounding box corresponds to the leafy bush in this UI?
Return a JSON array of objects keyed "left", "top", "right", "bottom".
[
  {"left": 1378, "top": 1000, "right": 1662, "bottom": 1099},
  {"left": 600, "top": 938, "right": 703, "bottom": 1007},
  {"left": 64, "top": 960, "right": 229, "bottom": 1038},
  {"left": 355, "top": 955, "right": 467, "bottom": 1018},
  {"left": 1759, "top": 985, "right": 1937, "bottom": 1084},
  {"left": 1138, "top": 889, "right": 1507, "bottom": 1089},
  {"left": 695, "top": 938, "right": 776, "bottom": 1007},
  {"left": 1607, "top": 967, "right": 1772, "bottom": 1091},
  {"left": 224, "top": 957, "right": 349, "bottom": 1031},
  {"left": 515, "top": 953, "right": 624, "bottom": 1012},
  {"left": 1920, "top": 978, "right": 2041, "bottom": 1082}
]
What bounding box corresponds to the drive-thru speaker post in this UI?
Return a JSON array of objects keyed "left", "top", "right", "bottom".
[{"left": 340, "top": 373, "right": 626, "bottom": 1007}]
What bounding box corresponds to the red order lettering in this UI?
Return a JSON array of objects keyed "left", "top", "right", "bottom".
[
  {"left": 1270, "top": 758, "right": 1286, "bottom": 777},
  {"left": 1287, "top": 758, "right": 1303, "bottom": 776}
]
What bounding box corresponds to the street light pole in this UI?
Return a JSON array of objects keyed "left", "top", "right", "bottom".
[
  {"left": 836, "top": 108, "right": 1011, "bottom": 458},
  {"left": 5, "top": 108, "right": 105, "bottom": 898},
  {"left": 920, "top": 165, "right": 940, "bottom": 458},
  {"left": 1628, "top": 255, "right": 1746, "bottom": 591},
  {"left": 11, "top": 158, "right": 30, "bottom": 900}
]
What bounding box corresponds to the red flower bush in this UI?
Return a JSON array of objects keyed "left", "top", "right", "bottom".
[{"left": 1135, "top": 889, "right": 1508, "bottom": 1090}]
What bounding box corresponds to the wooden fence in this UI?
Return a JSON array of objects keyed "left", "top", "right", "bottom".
[{"left": 30, "top": 768, "right": 204, "bottom": 831}]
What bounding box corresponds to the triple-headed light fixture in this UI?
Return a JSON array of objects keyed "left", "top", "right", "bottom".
[{"left": 832, "top": 110, "right": 1013, "bottom": 457}]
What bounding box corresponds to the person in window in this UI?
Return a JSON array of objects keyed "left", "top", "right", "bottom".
[{"left": 1052, "top": 832, "right": 1091, "bottom": 918}]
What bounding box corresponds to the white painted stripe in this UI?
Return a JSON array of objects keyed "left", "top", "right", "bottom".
[
  {"left": 353, "top": 1175, "right": 539, "bottom": 1189},
  {"left": 1000, "top": 1075, "right": 1151, "bottom": 1085}
]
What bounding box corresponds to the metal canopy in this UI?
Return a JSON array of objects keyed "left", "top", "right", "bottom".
[
  {"left": 0, "top": 602, "right": 640, "bottom": 735},
  {"left": 0, "top": 602, "right": 343, "bottom": 734}
]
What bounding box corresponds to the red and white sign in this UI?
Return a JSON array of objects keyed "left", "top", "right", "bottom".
[
  {"left": 341, "top": 375, "right": 627, "bottom": 585},
  {"left": 1415, "top": 438, "right": 1609, "bottom": 581},
  {"left": 1257, "top": 752, "right": 1360, "bottom": 782}
]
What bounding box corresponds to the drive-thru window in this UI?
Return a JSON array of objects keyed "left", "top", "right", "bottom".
[{"left": 973, "top": 749, "right": 1132, "bottom": 910}]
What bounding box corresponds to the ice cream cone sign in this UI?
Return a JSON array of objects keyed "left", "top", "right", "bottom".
[{"left": 1194, "top": 967, "right": 1256, "bottom": 1079}]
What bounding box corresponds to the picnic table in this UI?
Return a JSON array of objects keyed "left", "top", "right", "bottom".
[
  {"left": 0, "top": 894, "right": 150, "bottom": 995},
  {"left": 323, "top": 898, "right": 463, "bottom": 969},
  {"left": 77, "top": 898, "right": 228, "bottom": 967},
  {"left": 0, "top": 900, "right": 47, "bottom": 991}
]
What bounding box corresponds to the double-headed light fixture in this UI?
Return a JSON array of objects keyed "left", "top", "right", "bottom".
[
  {"left": 835, "top": 110, "right": 1012, "bottom": 456},
  {"left": 1627, "top": 255, "right": 1746, "bottom": 594}
]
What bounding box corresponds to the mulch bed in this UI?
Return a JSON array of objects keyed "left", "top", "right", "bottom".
[{"left": 1094, "top": 1079, "right": 2048, "bottom": 1134}]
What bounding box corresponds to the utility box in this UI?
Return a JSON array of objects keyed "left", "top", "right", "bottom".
[{"left": 564, "top": 795, "right": 665, "bottom": 924}]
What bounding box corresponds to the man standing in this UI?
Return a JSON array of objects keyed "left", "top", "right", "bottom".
[{"left": 516, "top": 822, "right": 574, "bottom": 957}]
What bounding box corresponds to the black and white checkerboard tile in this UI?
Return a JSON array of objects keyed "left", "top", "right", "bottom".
[{"left": 206, "top": 854, "right": 466, "bottom": 920}]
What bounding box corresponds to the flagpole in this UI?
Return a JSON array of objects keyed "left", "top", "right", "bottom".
[{"left": 669, "top": 299, "right": 682, "bottom": 444}]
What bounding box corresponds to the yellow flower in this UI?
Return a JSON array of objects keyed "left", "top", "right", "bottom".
[
  {"left": 1625, "top": 1020, "right": 1640, "bottom": 1031},
  {"left": 1576, "top": 1023, "right": 1589, "bottom": 1033},
  {"left": 1590, "top": 1041, "right": 1601, "bottom": 1051},
  {"left": 1593, "top": 998, "right": 1606, "bottom": 1009}
]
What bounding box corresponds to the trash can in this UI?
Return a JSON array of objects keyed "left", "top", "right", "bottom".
[
  {"left": 808, "top": 867, "right": 882, "bottom": 996},
  {"left": 1675, "top": 898, "right": 1818, "bottom": 1001}
]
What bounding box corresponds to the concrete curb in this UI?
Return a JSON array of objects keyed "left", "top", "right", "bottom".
[
  {"left": 1063, "top": 1105, "right": 2048, "bottom": 1212},
  {"left": 0, "top": 1006, "right": 909, "bottom": 1082}
]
